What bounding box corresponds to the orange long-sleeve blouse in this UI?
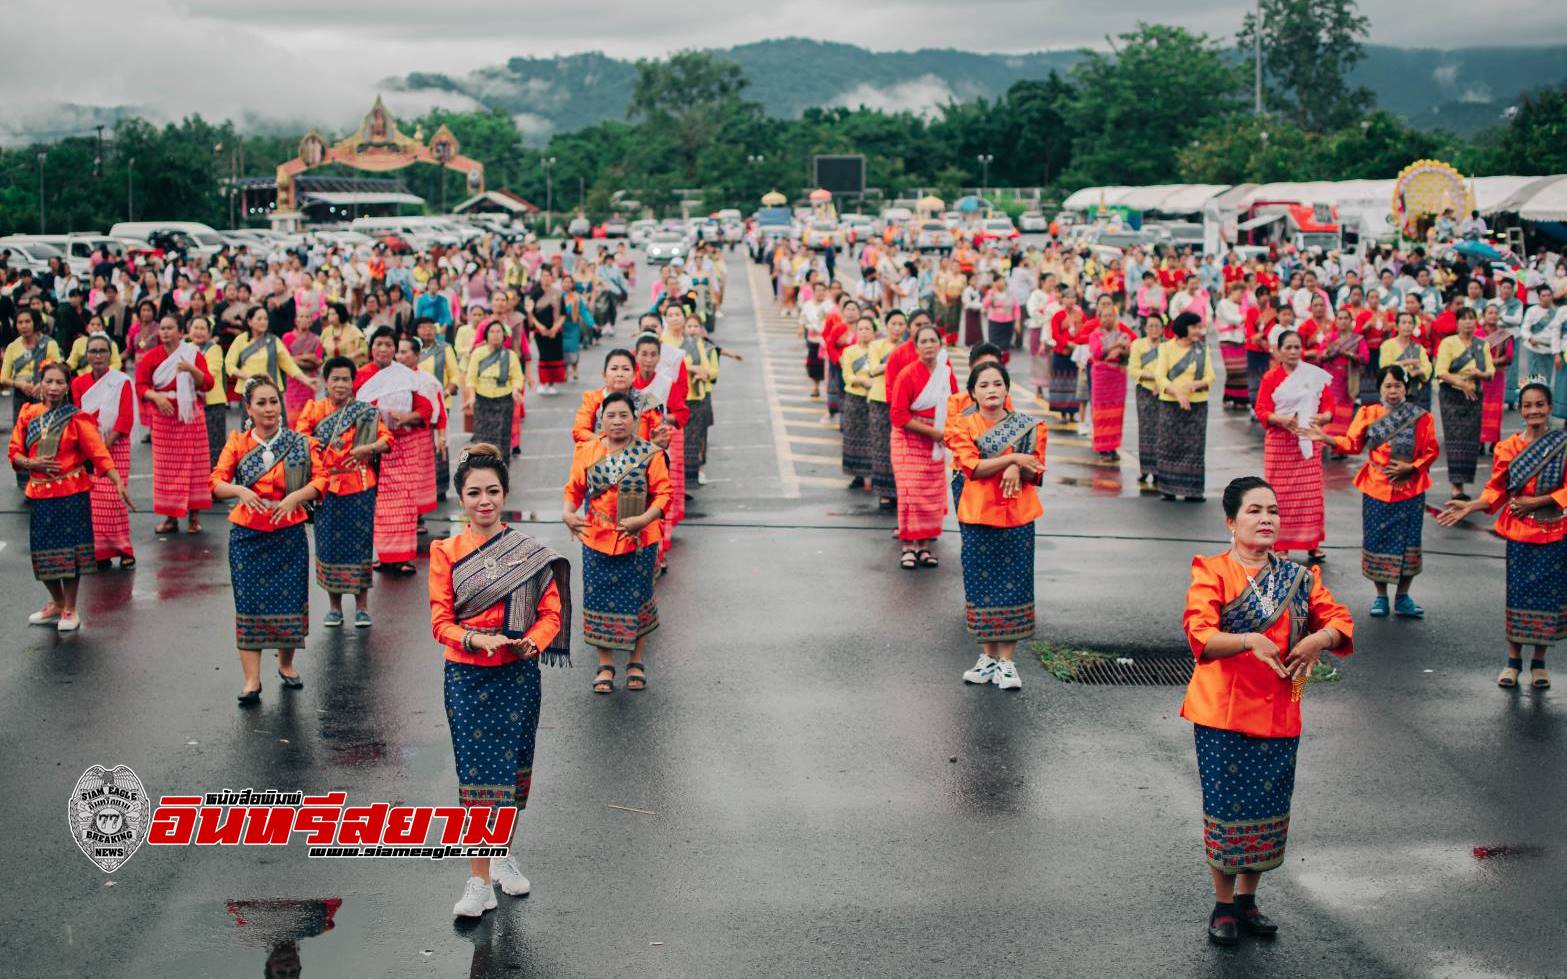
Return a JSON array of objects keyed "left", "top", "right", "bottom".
[
  {"left": 570, "top": 388, "right": 659, "bottom": 443},
  {"left": 1330, "top": 404, "right": 1439, "bottom": 503},
  {"left": 563, "top": 435, "right": 672, "bottom": 555},
  {"left": 944, "top": 411, "right": 1048, "bottom": 527},
  {"left": 8, "top": 402, "right": 117, "bottom": 499},
  {"left": 428, "top": 525, "right": 562, "bottom": 667},
  {"left": 210, "top": 429, "right": 329, "bottom": 531},
  {"left": 1478, "top": 433, "right": 1567, "bottom": 544},
  {"left": 293, "top": 399, "right": 392, "bottom": 496},
  {"left": 1181, "top": 552, "right": 1355, "bottom": 739}
]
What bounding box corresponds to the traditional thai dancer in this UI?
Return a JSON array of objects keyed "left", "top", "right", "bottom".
[
  {"left": 1153, "top": 312, "right": 1213, "bottom": 502},
  {"left": 1310, "top": 365, "right": 1438, "bottom": 618},
  {"left": 295, "top": 357, "right": 392, "bottom": 627},
  {"left": 1433, "top": 307, "right": 1494, "bottom": 501},
  {"left": 1182, "top": 476, "right": 1353, "bottom": 946},
  {"left": 945, "top": 361, "right": 1047, "bottom": 692},
  {"left": 1128, "top": 314, "right": 1164, "bottom": 485},
  {"left": 9, "top": 361, "right": 130, "bottom": 632},
  {"left": 1256, "top": 331, "right": 1334, "bottom": 563},
  {"left": 889, "top": 323, "right": 957, "bottom": 569},
  {"left": 1440, "top": 382, "right": 1567, "bottom": 690},
  {"left": 562, "top": 392, "right": 670, "bottom": 694},
  {"left": 432, "top": 443, "right": 571, "bottom": 917},
  {"left": 136, "top": 315, "right": 213, "bottom": 534},
  {"left": 71, "top": 335, "right": 136, "bottom": 569},
  {"left": 210, "top": 377, "right": 327, "bottom": 705}
]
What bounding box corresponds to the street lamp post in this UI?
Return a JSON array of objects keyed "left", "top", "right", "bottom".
[
  {"left": 976, "top": 153, "right": 994, "bottom": 196},
  {"left": 36, "top": 152, "right": 46, "bottom": 234},
  {"left": 541, "top": 156, "right": 557, "bottom": 236},
  {"left": 747, "top": 154, "right": 765, "bottom": 201}
]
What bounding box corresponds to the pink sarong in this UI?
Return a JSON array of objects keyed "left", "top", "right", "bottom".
[
  {"left": 891, "top": 426, "right": 947, "bottom": 541},
  {"left": 91, "top": 438, "right": 133, "bottom": 560},
  {"left": 150, "top": 408, "right": 211, "bottom": 519}
]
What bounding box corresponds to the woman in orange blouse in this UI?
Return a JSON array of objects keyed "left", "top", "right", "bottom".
[
  {"left": 944, "top": 361, "right": 1047, "bottom": 691},
  {"left": 210, "top": 377, "right": 328, "bottom": 705},
  {"left": 429, "top": 443, "right": 570, "bottom": 918},
  {"left": 562, "top": 392, "right": 671, "bottom": 694},
  {"left": 9, "top": 361, "right": 131, "bottom": 632},
  {"left": 1440, "top": 382, "right": 1567, "bottom": 689},
  {"left": 570, "top": 348, "right": 664, "bottom": 444},
  {"left": 1182, "top": 476, "right": 1353, "bottom": 945},
  {"left": 295, "top": 356, "right": 392, "bottom": 628},
  {"left": 1308, "top": 365, "right": 1439, "bottom": 618}
]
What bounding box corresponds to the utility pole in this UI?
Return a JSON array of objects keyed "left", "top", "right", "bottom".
[
  {"left": 127, "top": 157, "right": 135, "bottom": 221},
  {"left": 542, "top": 156, "right": 556, "bottom": 235},
  {"left": 37, "top": 152, "right": 46, "bottom": 233},
  {"left": 1254, "top": 0, "right": 1264, "bottom": 115},
  {"left": 976, "top": 154, "right": 993, "bottom": 196}
]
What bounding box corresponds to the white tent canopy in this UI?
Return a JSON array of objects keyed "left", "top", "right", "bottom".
[
  {"left": 302, "top": 191, "right": 425, "bottom": 207},
  {"left": 1061, "top": 186, "right": 1134, "bottom": 211},
  {"left": 1154, "top": 184, "right": 1228, "bottom": 214},
  {"left": 1518, "top": 177, "right": 1567, "bottom": 222},
  {"left": 1116, "top": 185, "right": 1182, "bottom": 211}
]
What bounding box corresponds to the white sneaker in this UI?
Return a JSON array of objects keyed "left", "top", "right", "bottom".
[
  {"left": 490, "top": 856, "right": 531, "bottom": 896},
  {"left": 452, "top": 875, "right": 497, "bottom": 918},
  {"left": 963, "top": 654, "right": 999, "bottom": 684},
  {"left": 696, "top": 471, "right": 709, "bottom": 485},
  {"left": 56, "top": 612, "right": 80, "bottom": 633},
  {"left": 28, "top": 604, "right": 61, "bottom": 626},
  {"left": 992, "top": 659, "right": 1022, "bottom": 690}
]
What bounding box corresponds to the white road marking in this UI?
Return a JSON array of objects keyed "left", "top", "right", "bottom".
[{"left": 746, "top": 263, "right": 801, "bottom": 499}]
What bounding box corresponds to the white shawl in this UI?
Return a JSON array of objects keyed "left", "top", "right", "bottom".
[
  {"left": 640, "top": 342, "right": 685, "bottom": 408},
  {"left": 356, "top": 361, "right": 444, "bottom": 426},
  {"left": 80, "top": 369, "right": 134, "bottom": 434},
  {"left": 1273, "top": 362, "right": 1332, "bottom": 458},
  {"left": 910, "top": 349, "right": 955, "bottom": 461},
  {"left": 151, "top": 341, "right": 199, "bottom": 422}
]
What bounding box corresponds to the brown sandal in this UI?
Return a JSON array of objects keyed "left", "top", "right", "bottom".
[
  {"left": 625, "top": 662, "right": 646, "bottom": 691},
  {"left": 1497, "top": 666, "right": 1520, "bottom": 688},
  {"left": 1531, "top": 664, "right": 1551, "bottom": 689},
  {"left": 592, "top": 666, "right": 615, "bottom": 694}
]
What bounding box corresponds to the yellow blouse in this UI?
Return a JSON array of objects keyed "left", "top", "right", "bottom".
[
  {"left": 1128, "top": 336, "right": 1162, "bottom": 393},
  {"left": 1153, "top": 339, "right": 1214, "bottom": 403},
  {"left": 466, "top": 346, "right": 525, "bottom": 400},
  {"left": 1433, "top": 335, "right": 1495, "bottom": 388}
]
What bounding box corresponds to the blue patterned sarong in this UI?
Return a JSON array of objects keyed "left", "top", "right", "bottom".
[
  {"left": 444, "top": 658, "right": 541, "bottom": 810},
  {"left": 1195, "top": 724, "right": 1298, "bottom": 874},
  {"left": 1361, "top": 494, "right": 1424, "bottom": 583},
  {"left": 1505, "top": 538, "right": 1567, "bottom": 645},
  {"left": 314, "top": 488, "right": 377, "bottom": 594},
  {"left": 30, "top": 492, "right": 96, "bottom": 581},
  {"left": 581, "top": 545, "right": 658, "bottom": 650},
  {"left": 959, "top": 522, "right": 1035, "bottom": 642},
  {"left": 229, "top": 522, "right": 309, "bottom": 650}
]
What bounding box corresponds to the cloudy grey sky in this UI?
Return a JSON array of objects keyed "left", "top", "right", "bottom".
[{"left": 4, "top": 0, "right": 1563, "bottom": 138}]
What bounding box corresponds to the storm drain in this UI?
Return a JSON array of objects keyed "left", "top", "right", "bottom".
[{"left": 1066, "top": 656, "right": 1194, "bottom": 686}]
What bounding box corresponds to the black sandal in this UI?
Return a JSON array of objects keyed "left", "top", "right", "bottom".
[
  {"left": 900, "top": 550, "right": 918, "bottom": 570},
  {"left": 396, "top": 562, "right": 416, "bottom": 576},
  {"left": 592, "top": 666, "right": 615, "bottom": 694},
  {"left": 1307, "top": 550, "right": 1327, "bottom": 564},
  {"left": 155, "top": 519, "right": 178, "bottom": 535},
  {"left": 625, "top": 662, "right": 646, "bottom": 691},
  {"left": 917, "top": 549, "right": 938, "bottom": 568}
]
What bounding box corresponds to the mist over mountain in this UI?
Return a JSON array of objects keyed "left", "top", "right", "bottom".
[{"left": 386, "top": 37, "right": 1567, "bottom": 142}]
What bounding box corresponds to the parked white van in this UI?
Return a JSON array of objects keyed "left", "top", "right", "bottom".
[{"left": 108, "top": 221, "right": 226, "bottom": 257}]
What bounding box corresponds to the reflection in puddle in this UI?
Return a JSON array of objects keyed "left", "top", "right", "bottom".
[{"left": 226, "top": 898, "right": 342, "bottom": 978}]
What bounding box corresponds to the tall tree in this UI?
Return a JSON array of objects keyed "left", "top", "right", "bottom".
[
  {"left": 1498, "top": 83, "right": 1567, "bottom": 176},
  {"left": 1062, "top": 24, "right": 1240, "bottom": 187},
  {"left": 628, "top": 51, "right": 759, "bottom": 183},
  {"left": 1238, "top": 0, "right": 1373, "bottom": 132}
]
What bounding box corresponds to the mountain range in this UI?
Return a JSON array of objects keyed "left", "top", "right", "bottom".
[{"left": 386, "top": 37, "right": 1567, "bottom": 141}]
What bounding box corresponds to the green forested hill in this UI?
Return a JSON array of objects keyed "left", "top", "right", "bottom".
[{"left": 388, "top": 37, "right": 1567, "bottom": 140}]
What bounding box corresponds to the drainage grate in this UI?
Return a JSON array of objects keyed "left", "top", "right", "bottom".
[{"left": 1066, "top": 656, "right": 1194, "bottom": 686}]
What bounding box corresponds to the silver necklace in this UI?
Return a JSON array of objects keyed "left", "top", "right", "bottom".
[
  {"left": 253, "top": 428, "right": 283, "bottom": 469},
  {"left": 1237, "top": 554, "right": 1277, "bottom": 616}
]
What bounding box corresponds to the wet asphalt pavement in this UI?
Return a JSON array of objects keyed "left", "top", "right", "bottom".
[{"left": 1, "top": 248, "right": 1564, "bottom": 978}]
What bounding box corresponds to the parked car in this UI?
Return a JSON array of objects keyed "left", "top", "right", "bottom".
[
  {"left": 566, "top": 216, "right": 592, "bottom": 238},
  {"left": 972, "top": 217, "right": 1021, "bottom": 245},
  {"left": 0, "top": 236, "right": 69, "bottom": 275},
  {"left": 600, "top": 219, "right": 628, "bottom": 238},
  {"left": 914, "top": 221, "right": 954, "bottom": 252},
  {"left": 1018, "top": 211, "right": 1048, "bottom": 233},
  {"left": 628, "top": 219, "right": 657, "bottom": 246},
  {"left": 645, "top": 231, "right": 687, "bottom": 264},
  {"left": 840, "top": 214, "right": 874, "bottom": 244}
]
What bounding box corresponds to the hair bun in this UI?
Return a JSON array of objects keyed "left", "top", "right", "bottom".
[{"left": 464, "top": 442, "right": 501, "bottom": 460}]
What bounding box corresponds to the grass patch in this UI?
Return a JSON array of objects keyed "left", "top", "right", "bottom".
[
  {"left": 1033, "top": 641, "right": 1109, "bottom": 681},
  {"left": 1308, "top": 661, "right": 1343, "bottom": 684}
]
